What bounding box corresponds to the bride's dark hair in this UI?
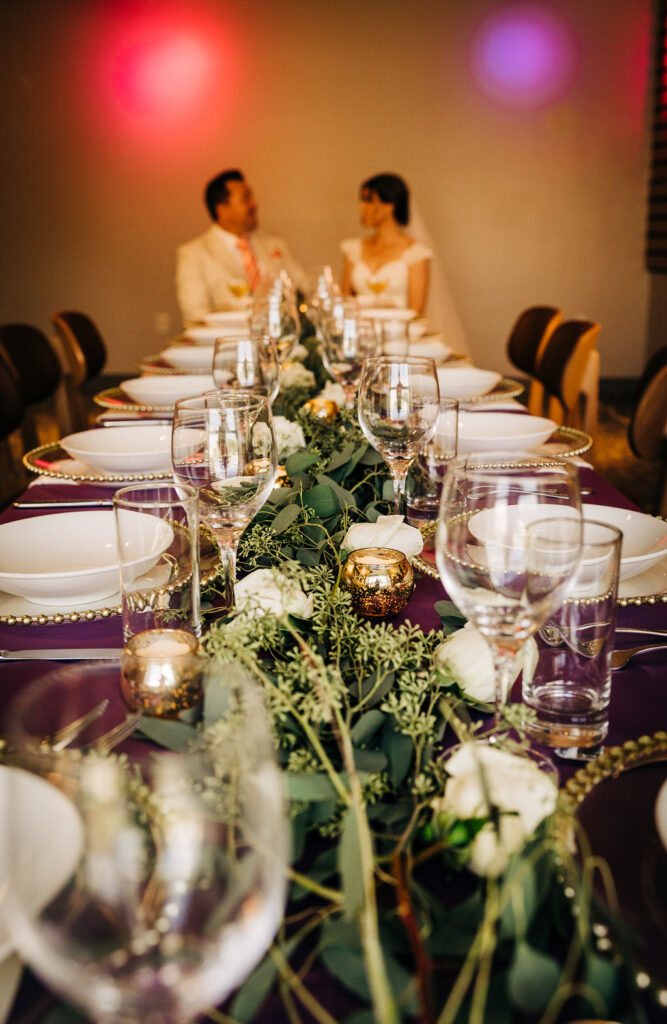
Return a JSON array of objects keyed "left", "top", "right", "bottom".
[{"left": 360, "top": 173, "right": 410, "bottom": 226}]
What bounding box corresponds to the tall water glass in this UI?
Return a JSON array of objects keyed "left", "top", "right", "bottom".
[
  {"left": 435, "top": 454, "right": 582, "bottom": 722},
  {"left": 320, "top": 303, "right": 378, "bottom": 404},
  {"left": 2, "top": 661, "right": 286, "bottom": 1024},
  {"left": 358, "top": 355, "right": 439, "bottom": 515},
  {"left": 251, "top": 289, "right": 300, "bottom": 363},
  {"left": 406, "top": 397, "right": 458, "bottom": 529},
  {"left": 171, "top": 392, "right": 278, "bottom": 612},
  {"left": 212, "top": 335, "right": 280, "bottom": 402}
]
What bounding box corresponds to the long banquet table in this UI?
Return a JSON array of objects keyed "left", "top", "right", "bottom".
[{"left": 1, "top": 463, "right": 666, "bottom": 1022}]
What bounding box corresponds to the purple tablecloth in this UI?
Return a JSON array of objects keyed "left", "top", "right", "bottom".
[{"left": 2, "top": 465, "right": 666, "bottom": 1022}]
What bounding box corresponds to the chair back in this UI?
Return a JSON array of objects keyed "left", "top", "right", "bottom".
[
  {"left": 506, "top": 306, "right": 563, "bottom": 376},
  {"left": 0, "top": 323, "right": 62, "bottom": 406},
  {"left": 629, "top": 346, "right": 667, "bottom": 461},
  {"left": 51, "top": 311, "right": 107, "bottom": 385},
  {"left": 0, "top": 345, "right": 25, "bottom": 440},
  {"left": 535, "top": 319, "right": 600, "bottom": 408}
]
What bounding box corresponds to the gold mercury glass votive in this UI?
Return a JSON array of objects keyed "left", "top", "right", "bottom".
[
  {"left": 120, "top": 628, "right": 204, "bottom": 718},
  {"left": 302, "top": 397, "right": 339, "bottom": 421},
  {"left": 340, "top": 547, "right": 414, "bottom": 619}
]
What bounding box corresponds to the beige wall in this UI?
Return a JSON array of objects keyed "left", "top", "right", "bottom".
[{"left": 0, "top": 0, "right": 652, "bottom": 376}]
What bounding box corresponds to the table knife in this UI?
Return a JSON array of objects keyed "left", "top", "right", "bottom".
[
  {"left": 13, "top": 499, "right": 115, "bottom": 509},
  {"left": 0, "top": 648, "right": 124, "bottom": 661}
]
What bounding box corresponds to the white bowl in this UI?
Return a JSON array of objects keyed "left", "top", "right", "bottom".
[
  {"left": 160, "top": 346, "right": 215, "bottom": 371},
  {"left": 356, "top": 304, "right": 417, "bottom": 320},
  {"left": 581, "top": 505, "right": 667, "bottom": 580},
  {"left": 457, "top": 412, "right": 557, "bottom": 452},
  {"left": 437, "top": 367, "right": 501, "bottom": 399},
  {"left": 0, "top": 510, "right": 172, "bottom": 604},
  {"left": 120, "top": 375, "right": 215, "bottom": 407},
  {"left": 60, "top": 425, "right": 173, "bottom": 473},
  {"left": 184, "top": 324, "right": 249, "bottom": 345},
  {"left": 203, "top": 310, "right": 252, "bottom": 326}
]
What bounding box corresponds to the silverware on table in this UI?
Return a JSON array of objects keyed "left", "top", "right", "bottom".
[
  {"left": 87, "top": 712, "right": 142, "bottom": 754},
  {"left": 612, "top": 641, "right": 667, "bottom": 669},
  {"left": 43, "top": 698, "right": 110, "bottom": 752},
  {"left": 615, "top": 626, "right": 667, "bottom": 638},
  {"left": 12, "top": 499, "right": 114, "bottom": 509},
  {"left": 0, "top": 648, "right": 124, "bottom": 661}
]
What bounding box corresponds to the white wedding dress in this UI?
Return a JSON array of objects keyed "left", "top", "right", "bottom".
[{"left": 340, "top": 238, "right": 432, "bottom": 309}]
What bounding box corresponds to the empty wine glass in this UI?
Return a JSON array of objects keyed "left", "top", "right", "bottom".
[
  {"left": 251, "top": 288, "right": 300, "bottom": 363},
  {"left": 320, "top": 302, "right": 378, "bottom": 404},
  {"left": 2, "top": 660, "right": 287, "bottom": 1024},
  {"left": 358, "top": 355, "right": 440, "bottom": 514},
  {"left": 172, "top": 392, "right": 278, "bottom": 611},
  {"left": 212, "top": 335, "right": 280, "bottom": 403},
  {"left": 435, "top": 453, "right": 582, "bottom": 722}
]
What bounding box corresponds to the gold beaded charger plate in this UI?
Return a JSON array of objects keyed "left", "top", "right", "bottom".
[
  {"left": 0, "top": 526, "right": 222, "bottom": 626},
  {"left": 137, "top": 356, "right": 206, "bottom": 376},
  {"left": 563, "top": 733, "right": 667, "bottom": 998},
  {"left": 458, "top": 377, "right": 525, "bottom": 404},
  {"left": 23, "top": 443, "right": 173, "bottom": 486},
  {"left": 413, "top": 522, "right": 667, "bottom": 607},
  {"left": 93, "top": 387, "right": 174, "bottom": 413}
]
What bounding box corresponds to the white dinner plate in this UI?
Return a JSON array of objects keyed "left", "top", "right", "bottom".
[
  {"left": 183, "top": 324, "right": 249, "bottom": 345},
  {"left": 457, "top": 412, "right": 557, "bottom": 452},
  {"left": 203, "top": 310, "right": 252, "bottom": 326},
  {"left": 160, "top": 345, "right": 215, "bottom": 371},
  {"left": 437, "top": 366, "right": 502, "bottom": 400},
  {"left": 655, "top": 778, "right": 667, "bottom": 853},
  {"left": 0, "top": 766, "right": 83, "bottom": 960}
]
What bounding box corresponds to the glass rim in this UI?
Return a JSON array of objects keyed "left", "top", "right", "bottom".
[
  {"left": 527, "top": 515, "right": 623, "bottom": 548},
  {"left": 174, "top": 390, "right": 272, "bottom": 412},
  {"left": 113, "top": 480, "right": 198, "bottom": 509},
  {"left": 362, "top": 354, "right": 437, "bottom": 368}
]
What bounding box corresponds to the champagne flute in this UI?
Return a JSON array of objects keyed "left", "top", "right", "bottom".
[
  {"left": 172, "top": 392, "right": 278, "bottom": 611},
  {"left": 2, "top": 661, "right": 286, "bottom": 1024},
  {"left": 319, "top": 303, "right": 378, "bottom": 405},
  {"left": 358, "top": 355, "right": 440, "bottom": 515},
  {"left": 435, "top": 453, "right": 582, "bottom": 723},
  {"left": 212, "top": 335, "right": 280, "bottom": 403}
]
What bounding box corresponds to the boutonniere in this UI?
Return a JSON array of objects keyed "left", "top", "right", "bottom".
[{"left": 271, "top": 247, "right": 284, "bottom": 260}]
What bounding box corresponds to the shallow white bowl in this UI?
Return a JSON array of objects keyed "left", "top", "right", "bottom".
[
  {"left": 184, "top": 324, "right": 250, "bottom": 345},
  {"left": 581, "top": 504, "right": 667, "bottom": 580},
  {"left": 121, "top": 375, "right": 215, "bottom": 407},
  {"left": 457, "top": 412, "right": 556, "bottom": 452},
  {"left": 203, "top": 310, "right": 252, "bottom": 326},
  {"left": 356, "top": 304, "right": 417, "bottom": 320},
  {"left": 60, "top": 425, "right": 173, "bottom": 473},
  {"left": 437, "top": 366, "right": 501, "bottom": 399},
  {"left": 160, "top": 345, "right": 215, "bottom": 371},
  {"left": 0, "top": 510, "right": 172, "bottom": 604}
]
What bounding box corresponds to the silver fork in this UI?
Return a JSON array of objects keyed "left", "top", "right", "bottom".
[
  {"left": 612, "top": 641, "right": 667, "bottom": 670},
  {"left": 43, "top": 699, "right": 110, "bottom": 752},
  {"left": 87, "top": 712, "right": 142, "bottom": 755}
]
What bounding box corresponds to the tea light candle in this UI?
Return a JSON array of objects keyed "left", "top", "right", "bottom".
[
  {"left": 302, "top": 398, "right": 339, "bottom": 421},
  {"left": 120, "top": 628, "right": 204, "bottom": 719},
  {"left": 340, "top": 547, "right": 414, "bottom": 619}
]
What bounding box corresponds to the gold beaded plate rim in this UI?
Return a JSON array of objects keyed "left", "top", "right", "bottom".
[
  {"left": 137, "top": 356, "right": 209, "bottom": 377},
  {"left": 93, "top": 387, "right": 174, "bottom": 412},
  {"left": 457, "top": 377, "right": 524, "bottom": 404},
  {"left": 23, "top": 442, "right": 173, "bottom": 484},
  {"left": 0, "top": 526, "right": 222, "bottom": 626}
]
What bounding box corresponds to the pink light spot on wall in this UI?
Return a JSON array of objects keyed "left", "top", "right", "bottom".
[
  {"left": 113, "top": 33, "right": 214, "bottom": 117},
  {"left": 470, "top": 3, "right": 577, "bottom": 110}
]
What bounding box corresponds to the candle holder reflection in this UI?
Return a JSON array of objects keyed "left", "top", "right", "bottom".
[
  {"left": 120, "top": 628, "right": 204, "bottom": 718},
  {"left": 340, "top": 547, "right": 414, "bottom": 619}
]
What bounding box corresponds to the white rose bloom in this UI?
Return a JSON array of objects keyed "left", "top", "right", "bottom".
[
  {"left": 433, "top": 743, "right": 558, "bottom": 877},
  {"left": 280, "top": 362, "right": 316, "bottom": 391},
  {"left": 273, "top": 416, "right": 306, "bottom": 460},
  {"left": 318, "top": 381, "right": 347, "bottom": 407},
  {"left": 433, "top": 624, "right": 538, "bottom": 704},
  {"left": 290, "top": 344, "right": 309, "bottom": 362},
  {"left": 235, "top": 568, "right": 314, "bottom": 619},
  {"left": 342, "top": 515, "right": 423, "bottom": 562}
]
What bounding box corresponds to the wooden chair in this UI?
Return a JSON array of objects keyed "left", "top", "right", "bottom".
[
  {"left": 505, "top": 305, "right": 563, "bottom": 413},
  {"left": 531, "top": 319, "right": 601, "bottom": 435},
  {"left": 50, "top": 311, "right": 108, "bottom": 431},
  {"left": 0, "top": 323, "right": 68, "bottom": 446},
  {"left": 628, "top": 345, "right": 667, "bottom": 514},
  {"left": 0, "top": 345, "right": 27, "bottom": 508}
]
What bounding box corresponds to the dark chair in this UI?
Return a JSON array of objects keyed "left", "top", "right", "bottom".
[
  {"left": 0, "top": 323, "right": 66, "bottom": 446},
  {"left": 629, "top": 345, "right": 667, "bottom": 514},
  {"left": 531, "top": 318, "right": 601, "bottom": 435},
  {"left": 51, "top": 311, "right": 108, "bottom": 431},
  {"left": 0, "top": 345, "right": 27, "bottom": 508},
  {"left": 506, "top": 305, "right": 563, "bottom": 378}
]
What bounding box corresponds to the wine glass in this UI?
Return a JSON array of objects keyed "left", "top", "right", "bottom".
[
  {"left": 171, "top": 392, "right": 278, "bottom": 611},
  {"left": 358, "top": 355, "right": 440, "bottom": 515},
  {"left": 251, "top": 288, "right": 300, "bottom": 363},
  {"left": 435, "top": 453, "right": 582, "bottom": 722},
  {"left": 212, "top": 335, "right": 280, "bottom": 403},
  {"left": 319, "top": 302, "right": 378, "bottom": 405},
  {"left": 228, "top": 278, "right": 250, "bottom": 301},
  {"left": 2, "top": 660, "right": 287, "bottom": 1024}
]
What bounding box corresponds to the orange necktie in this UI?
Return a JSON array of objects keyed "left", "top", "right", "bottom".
[{"left": 237, "top": 236, "right": 262, "bottom": 293}]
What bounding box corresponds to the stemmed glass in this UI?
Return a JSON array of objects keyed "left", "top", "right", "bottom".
[
  {"left": 358, "top": 355, "right": 440, "bottom": 514},
  {"left": 251, "top": 286, "right": 300, "bottom": 363},
  {"left": 435, "top": 453, "right": 582, "bottom": 723},
  {"left": 212, "top": 335, "right": 280, "bottom": 403},
  {"left": 320, "top": 303, "right": 378, "bottom": 405},
  {"left": 172, "top": 392, "right": 278, "bottom": 611},
  {"left": 2, "top": 661, "right": 286, "bottom": 1024}
]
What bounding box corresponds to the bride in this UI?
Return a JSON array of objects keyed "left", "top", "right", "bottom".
[{"left": 340, "top": 172, "right": 430, "bottom": 314}]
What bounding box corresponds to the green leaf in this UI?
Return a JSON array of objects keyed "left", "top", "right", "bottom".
[
  {"left": 231, "top": 933, "right": 300, "bottom": 1021},
  {"left": 434, "top": 600, "right": 467, "bottom": 634},
  {"left": 135, "top": 718, "right": 200, "bottom": 751},
  {"left": 316, "top": 472, "right": 357, "bottom": 509},
  {"left": 300, "top": 483, "right": 341, "bottom": 518},
  {"left": 382, "top": 722, "right": 414, "bottom": 788},
  {"left": 295, "top": 546, "right": 323, "bottom": 566},
  {"left": 350, "top": 709, "right": 385, "bottom": 746},
  {"left": 269, "top": 502, "right": 301, "bottom": 534},
  {"left": 339, "top": 806, "right": 365, "bottom": 920},
  {"left": 359, "top": 448, "right": 385, "bottom": 466},
  {"left": 203, "top": 662, "right": 249, "bottom": 726},
  {"left": 580, "top": 950, "right": 619, "bottom": 1017},
  {"left": 285, "top": 451, "right": 319, "bottom": 475},
  {"left": 287, "top": 772, "right": 339, "bottom": 802},
  {"left": 506, "top": 940, "right": 560, "bottom": 1014},
  {"left": 343, "top": 1012, "right": 375, "bottom": 1024},
  {"left": 353, "top": 748, "right": 388, "bottom": 773},
  {"left": 325, "top": 442, "right": 358, "bottom": 472},
  {"left": 321, "top": 945, "right": 370, "bottom": 1001}
]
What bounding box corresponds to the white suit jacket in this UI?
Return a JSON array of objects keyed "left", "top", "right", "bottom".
[{"left": 176, "top": 224, "right": 307, "bottom": 326}]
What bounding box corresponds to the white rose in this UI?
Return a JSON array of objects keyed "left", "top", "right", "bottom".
[
  {"left": 433, "top": 624, "right": 538, "bottom": 704},
  {"left": 273, "top": 416, "right": 306, "bottom": 460},
  {"left": 235, "top": 568, "right": 314, "bottom": 620},
  {"left": 318, "top": 381, "right": 347, "bottom": 407},
  {"left": 342, "top": 515, "right": 423, "bottom": 562},
  {"left": 432, "top": 743, "right": 557, "bottom": 877},
  {"left": 279, "top": 362, "right": 316, "bottom": 391},
  {"left": 290, "top": 344, "right": 310, "bottom": 362}
]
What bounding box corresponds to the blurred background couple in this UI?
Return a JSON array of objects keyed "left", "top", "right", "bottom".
[{"left": 176, "top": 167, "right": 468, "bottom": 354}]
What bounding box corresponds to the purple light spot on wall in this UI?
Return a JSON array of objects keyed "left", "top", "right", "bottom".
[{"left": 471, "top": 4, "right": 577, "bottom": 110}]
